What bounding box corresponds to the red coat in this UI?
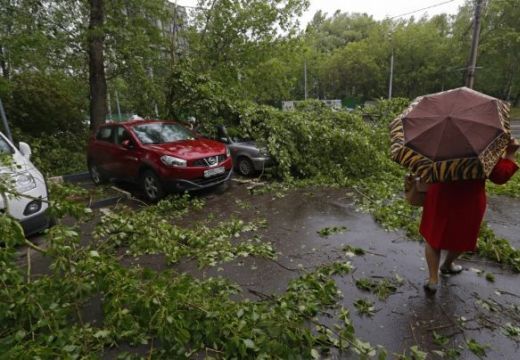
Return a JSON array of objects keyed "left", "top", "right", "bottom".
[{"left": 420, "top": 158, "right": 519, "bottom": 252}]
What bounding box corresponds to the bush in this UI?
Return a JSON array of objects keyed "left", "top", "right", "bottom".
[
  {"left": 2, "top": 72, "right": 88, "bottom": 135},
  {"left": 13, "top": 128, "right": 88, "bottom": 176}
]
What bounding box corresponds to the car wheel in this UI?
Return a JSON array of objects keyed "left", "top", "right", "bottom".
[
  {"left": 237, "top": 157, "right": 254, "bottom": 176},
  {"left": 89, "top": 162, "right": 106, "bottom": 185},
  {"left": 141, "top": 170, "right": 165, "bottom": 202}
]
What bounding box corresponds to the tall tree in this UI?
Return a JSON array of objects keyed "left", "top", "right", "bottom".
[
  {"left": 478, "top": 0, "right": 520, "bottom": 103},
  {"left": 88, "top": 0, "right": 107, "bottom": 130},
  {"left": 187, "top": 0, "right": 309, "bottom": 99}
]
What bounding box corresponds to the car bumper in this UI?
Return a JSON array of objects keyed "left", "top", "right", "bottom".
[
  {"left": 251, "top": 156, "right": 273, "bottom": 171},
  {"left": 165, "top": 169, "right": 233, "bottom": 191},
  {"left": 157, "top": 156, "right": 233, "bottom": 191},
  {"left": 20, "top": 209, "right": 51, "bottom": 237}
]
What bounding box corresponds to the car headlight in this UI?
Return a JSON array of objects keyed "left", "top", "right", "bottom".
[
  {"left": 226, "top": 146, "right": 231, "bottom": 157},
  {"left": 14, "top": 171, "right": 37, "bottom": 193},
  {"left": 258, "top": 147, "right": 269, "bottom": 157},
  {"left": 160, "top": 155, "right": 187, "bottom": 167}
]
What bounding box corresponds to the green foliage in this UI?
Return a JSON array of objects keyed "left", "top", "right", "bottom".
[
  {"left": 432, "top": 331, "right": 450, "bottom": 347},
  {"left": 467, "top": 339, "right": 489, "bottom": 359},
  {"left": 343, "top": 245, "right": 366, "bottom": 256},
  {"left": 240, "top": 100, "right": 401, "bottom": 182},
  {"left": 47, "top": 182, "right": 94, "bottom": 220},
  {"left": 0, "top": 214, "right": 25, "bottom": 247},
  {"left": 188, "top": 0, "right": 309, "bottom": 102},
  {"left": 94, "top": 196, "right": 275, "bottom": 268},
  {"left": 354, "top": 276, "right": 402, "bottom": 300},
  {"left": 165, "top": 62, "right": 240, "bottom": 129},
  {"left": 477, "top": 223, "right": 520, "bottom": 272},
  {"left": 485, "top": 272, "right": 495, "bottom": 282},
  {"left": 14, "top": 129, "right": 88, "bottom": 176},
  {"left": 317, "top": 225, "right": 348, "bottom": 237},
  {"left": 354, "top": 298, "right": 376, "bottom": 317},
  {"left": 503, "top": 323, "right": 520, "bottom": 338},
  {"left": 0, "top": 192, "right": 373, "bottom": 358},
  {"left": 3, "top": 72, "right": 88, "bottom": 135}
]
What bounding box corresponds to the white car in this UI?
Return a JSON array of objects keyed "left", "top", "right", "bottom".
[{"left": 0, "top": 132, "right": 50, "bottom": 236}]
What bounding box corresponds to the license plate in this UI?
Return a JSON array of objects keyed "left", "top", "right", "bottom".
[{"left": 204, "top": 166, "right": 225, "bottom": 178}]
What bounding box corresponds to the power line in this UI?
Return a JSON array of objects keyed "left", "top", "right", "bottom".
[{"left": 389, "top": 0, "right": 459, "bottom": 20}]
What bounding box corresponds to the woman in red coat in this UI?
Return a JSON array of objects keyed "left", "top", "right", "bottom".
[{"left": 421, "top": 138, "right": 519, "bottom": 293}]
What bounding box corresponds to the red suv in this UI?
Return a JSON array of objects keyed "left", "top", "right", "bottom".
[{"left": 87, "top": 120, "right": 233, "bottom": 201}]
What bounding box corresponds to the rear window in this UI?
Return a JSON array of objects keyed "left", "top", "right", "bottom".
[
  {"left": 131, "top": 123, "right": 195, "bottom": 145},
  {"left": 96, "top": 127, "right": 114, "bottom": 142},
  {"left": 0, "top": 136, "right": 13, "bottom": 154}
]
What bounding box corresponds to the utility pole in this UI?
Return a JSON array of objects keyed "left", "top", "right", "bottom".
[
  {"left": 465, "top": 0, "right": 484, "bottom": 89},
  {"left": 304, "top": 58, "right": 308, "bottom": 100},
  {"left": 388, "top": 48, "right": 394, "bottom": 99}
]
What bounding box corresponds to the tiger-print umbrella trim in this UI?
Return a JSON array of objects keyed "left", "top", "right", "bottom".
[
  {"left": 390, "top": 144, "right": 486, "bottom": 183},
  {"left": 479, "top": 132, "right": 511, "bottom": 176}
]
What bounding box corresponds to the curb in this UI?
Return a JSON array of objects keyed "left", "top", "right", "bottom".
[
  {"left": 49, "top": 171, "right": 90, "bottom": 184},
  {"left": 89, "top": 196, "right": 126, "bottom": 209},
  {"left": 89, "top": 186, "right": 133, "bottom": 209}
]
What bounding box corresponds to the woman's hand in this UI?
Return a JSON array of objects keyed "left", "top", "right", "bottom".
[{"left": 505, "top": 138, "right": 520, "bottom": 161}]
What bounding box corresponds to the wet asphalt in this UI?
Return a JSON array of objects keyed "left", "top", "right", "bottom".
[{"left": 21, "top": 180, "right": 520, "bottom": 359}]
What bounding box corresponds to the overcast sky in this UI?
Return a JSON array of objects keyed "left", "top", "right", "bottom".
[{"left": 174, "top": 0, "right": 465, "bottom": 25}]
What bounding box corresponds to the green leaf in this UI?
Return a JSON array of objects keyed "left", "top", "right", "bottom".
[
  {"left": 93, "top": 329, "right": 110, "bottom": 339},
  {"left": 243, "top": 338, "right": 255, "bottom": 349}
]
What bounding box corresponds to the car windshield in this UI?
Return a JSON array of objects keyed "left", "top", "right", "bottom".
[
  {"left": 0, "top": 136, "right": 13, "bottom": 155},
  {"left": 131, "top": 123, "right": 195, "bottom": 144}
]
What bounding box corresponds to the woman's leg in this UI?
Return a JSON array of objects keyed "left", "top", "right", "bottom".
[
  {"left": 441, "top": 251, "right": 463, "bottom": 273},
  {"left": 425, "top": 242, "right": 441, "bottom": 284}
]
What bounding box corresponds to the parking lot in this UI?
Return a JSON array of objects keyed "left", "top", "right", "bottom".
[{"left": 18, "top": 177, "right": 520, "bottom": 359}]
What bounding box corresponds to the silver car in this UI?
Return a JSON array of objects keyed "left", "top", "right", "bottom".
[{"left": 216, "top": 126, "right": 272, "bottom": 176}]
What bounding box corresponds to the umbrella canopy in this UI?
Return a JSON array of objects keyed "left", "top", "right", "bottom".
[{"left": 390, "top": 87, "right": 511, "bottom": 182}]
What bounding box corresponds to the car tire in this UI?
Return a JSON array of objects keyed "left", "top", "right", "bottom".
[
  {"left": 141, "top": 170, "right": 165, "bottom": 202},
  {"left": 88, "top": 162, "right": 107, "bottom": 185},
  {"left": 237, "top": 157, "right": 254, "bottom": 176}
]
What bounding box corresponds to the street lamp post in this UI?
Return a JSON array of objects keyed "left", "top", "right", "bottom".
[{"left": 388, "top": 48, "right": 394, "bottom": 99}]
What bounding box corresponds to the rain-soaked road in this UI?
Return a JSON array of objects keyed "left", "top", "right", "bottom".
[{"left": 23, "top": 180, "right": 520, "bottom": 359}]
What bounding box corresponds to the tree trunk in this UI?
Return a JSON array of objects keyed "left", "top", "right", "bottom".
[
  {"left": 0, "top": 45, "right": 9, "bottom": 79},
  {"left": 88, "top": 0, "right": 107, "bottom": 131}
]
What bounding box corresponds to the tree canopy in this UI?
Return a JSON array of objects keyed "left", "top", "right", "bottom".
[{"left": 1, "top": 0, "right": 520, "bottom": 136}]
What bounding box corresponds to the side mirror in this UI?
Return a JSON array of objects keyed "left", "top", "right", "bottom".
[
  {"left": 19, "top": 142, "right": 32, "bottom": 159},
  {"left": 219, "top": 137, "right": 230, "bottom": 144},
  {"left": 121, "top": 139, "right": 134, "bottom": 149}
]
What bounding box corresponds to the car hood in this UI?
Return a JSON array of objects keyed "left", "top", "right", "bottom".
[
  {"left": 146, "top": 138, "right": 227, "bottom": 160},
  {"left": 229, "top": 141, "right": 257, "bottom": 150}
]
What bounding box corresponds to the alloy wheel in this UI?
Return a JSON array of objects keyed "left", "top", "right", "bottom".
[{"left": 144, "top": 175, "right": 159, "bottom": 199}]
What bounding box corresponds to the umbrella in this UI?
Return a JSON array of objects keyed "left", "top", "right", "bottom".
[{"left": 390, "top": 87, "right": 511, "bottom": 183}]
